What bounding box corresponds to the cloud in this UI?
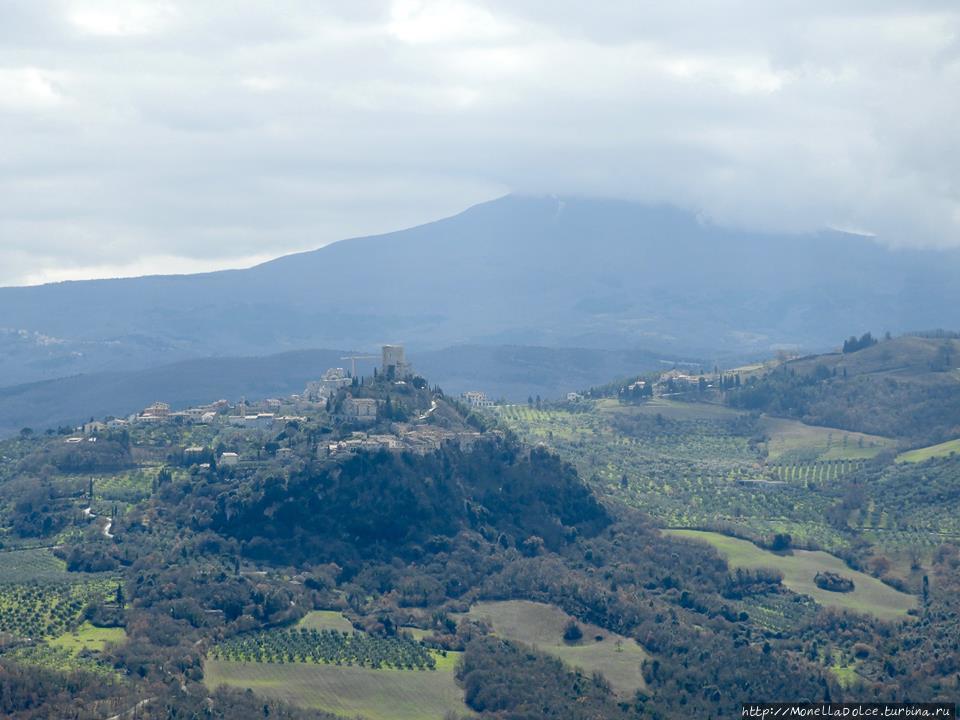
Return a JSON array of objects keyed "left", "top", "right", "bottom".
[
  {"left": 0, "top": 0, "right": 958, "bottom": 285},
  {"left": 0, "top": 67, "right": 65, "bottom": 109},
  {"left": 66, "top": 0, "right": 179, "bottom": 37}
]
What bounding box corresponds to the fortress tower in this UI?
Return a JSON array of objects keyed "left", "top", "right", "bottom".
[{"left": 381, "top": 344, "right": 410, "bottom": 379}]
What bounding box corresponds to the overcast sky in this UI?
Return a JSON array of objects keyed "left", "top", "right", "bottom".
[{"left": 1, "top": 1, "right": 958, "bottom": 286}]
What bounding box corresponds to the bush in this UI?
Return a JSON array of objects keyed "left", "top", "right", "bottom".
[
  {"left": 770, "top": 533, "right": 792, "bottom": 552},
  {"left": 814, "top": 571, "right": 855, "bottom": 593},
  {"left": 562, "top": 619, "right": 583, "bottom": 643}
]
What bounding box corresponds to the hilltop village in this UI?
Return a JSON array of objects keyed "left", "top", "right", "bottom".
[
  {"left": 63, "top": 345, "right": 739, "bottom": 470},
  {"left": 65, "top": 345, "right": 501, "bottom": 468}
]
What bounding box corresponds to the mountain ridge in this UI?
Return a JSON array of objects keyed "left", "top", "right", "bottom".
[{"left": 2, "top": 194, "right": 960, "bottom": 388}]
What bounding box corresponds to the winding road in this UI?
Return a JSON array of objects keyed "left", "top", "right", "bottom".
[{"left": 83, "top": 506, "right": 114, "bottom": 538}]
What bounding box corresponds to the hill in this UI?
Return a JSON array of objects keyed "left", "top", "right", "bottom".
[
  {"left": 3, "top": 195, "right": 960, "bottom": 387},
  {"left": 726, "top": 335, "right": 960, "bottom": 442}
]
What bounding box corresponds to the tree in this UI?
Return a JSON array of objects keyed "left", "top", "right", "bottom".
[
  {"left": 842, "top": 332, "right": 877, "bottom": 353},
  {"left": 562, "top": 619, "right": 583, "bottom": 643},
  {"left": 115, "top": 583, "right": 125, "bottom": 609},
  {"left": 770, "top": 533, "right": 792, "bottom": 552}
]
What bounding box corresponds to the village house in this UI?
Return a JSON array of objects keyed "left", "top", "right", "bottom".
[
  {"left": 342, "top": 396, "right": 378, "bottom": 423},
  {"left": 461, "top": 391, "right": 494, "bottom": 408},
  {"left": 305, "top": 367, "right": 353, "bottom": 401},
  {"left": 136, "top": 401, "right": 170, "bottom": 422}
]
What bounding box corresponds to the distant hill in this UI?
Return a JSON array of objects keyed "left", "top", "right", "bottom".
[
  {"left": 726, "top": 335, "right": 960, "bottom": 443},
  {"left": 3, "top": 194, "right": 960, "bottom": 387},
  {"left": 0, "top": 344, "right": 682, "bottom": 438}
]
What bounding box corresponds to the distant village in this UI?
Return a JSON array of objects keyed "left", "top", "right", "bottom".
[
  {"left": 69, "top": 345, "right": 494, "bottom": 465},
  {"left": 67, "top": 344, "right": 732, "bottom": 466}
]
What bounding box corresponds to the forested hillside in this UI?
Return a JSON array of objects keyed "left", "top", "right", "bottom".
[{"left": 725, "top": 335, "right": 960, "bottom": 442}]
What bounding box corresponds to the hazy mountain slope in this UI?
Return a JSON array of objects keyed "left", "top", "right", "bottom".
[
  {"left": 0, "top": 349, "right": 356, "bottom": 437},
  {"left": 414, "top": 344, "right": 689, "bottom": 400},
  {"left": 2, "top": 194, "right": 959, "bottom": 387},
  {"left": 0, "top": 344, "right": 682, "bottom": 437}
]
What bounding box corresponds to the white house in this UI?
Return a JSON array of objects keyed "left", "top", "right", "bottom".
[{"left": 461, "top": 391, "right": 494, "bottom": 408}]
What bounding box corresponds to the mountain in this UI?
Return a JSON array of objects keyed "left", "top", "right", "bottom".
[
  {"left": 3, "top": 194, "right": 960, "bottom": 388},
  {"left": 0, "top": 344, "right": 683, "bottom": 437}
]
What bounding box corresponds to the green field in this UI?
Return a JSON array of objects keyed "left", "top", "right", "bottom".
[
  {"left": 205, "top": 658, "right": 467, "bottom": 720},
  {"left": 50, "top": 621, "right": 126, "bottom": 653},
  {"left": 666, "top": 530, "right": 916, "bottom": 621},
  {"left": 896, "top": 438, "right": 960, "bottom": 463},
  {"left": 759, "top": 416, "right": 892, "bottom": 462},
  {"left": 296, "top": 610, "right": 355, "bottom": 633},
  {"left": 459, "top": 600, "right": 648, "bottom": 695}
]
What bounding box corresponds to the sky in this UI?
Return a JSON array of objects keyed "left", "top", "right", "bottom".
[{"left": 1, "top": 1, "right": 959, "bottom": 286}]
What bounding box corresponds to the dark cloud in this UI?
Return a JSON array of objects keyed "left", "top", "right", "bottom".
[{"left": 1, "top": 0, "right": 958, "bottom": 285}]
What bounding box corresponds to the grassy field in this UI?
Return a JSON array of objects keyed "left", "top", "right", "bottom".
[
  {"left": 50, "top": 621, "right": 126, "bottom": 652},
  {"left": 759, "top": 416, "right": 892, "bottom": 462},
  {"left": 459, "top": 600, "right": 648, "bottom": 695},
  {"left": 666, "top": 530, "right": 916, "bottom": 621},
  {"left": 896, "top": 438, "right": 960, "bottom": 463},
  {"left": 296, "top": 610, "right": 355, "bottom": 633},
  {"left": 205, "top": 658, "right": 467, "bottom": 720}
]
